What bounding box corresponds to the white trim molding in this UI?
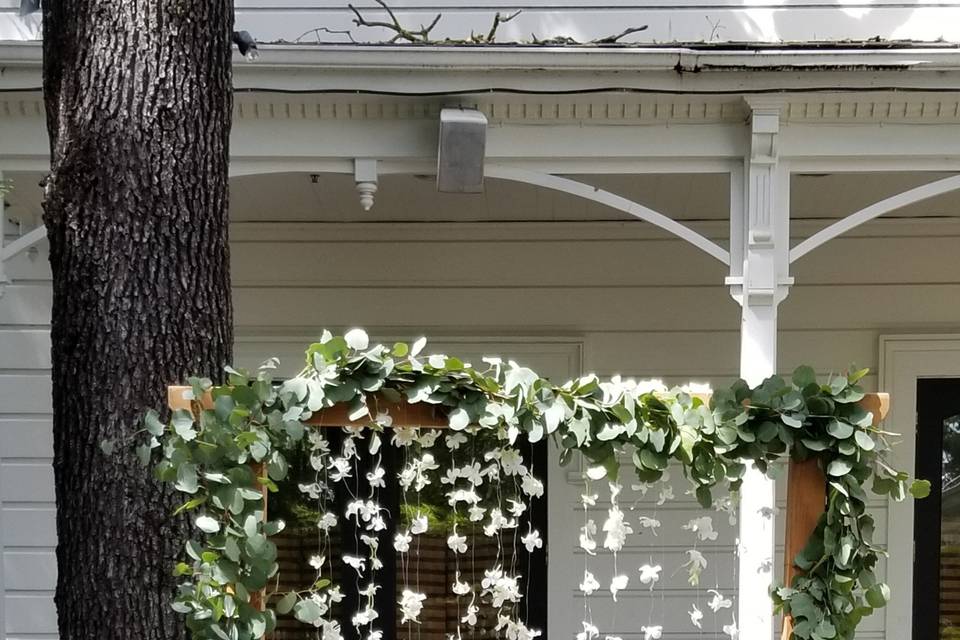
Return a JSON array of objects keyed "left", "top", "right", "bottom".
[{"left": 879, "top": 334, "right": 960, "bottom": 639}]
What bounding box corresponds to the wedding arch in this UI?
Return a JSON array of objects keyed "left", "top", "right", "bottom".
[{"left": 140, "top": 330, "right": 925, "bottom": 640}]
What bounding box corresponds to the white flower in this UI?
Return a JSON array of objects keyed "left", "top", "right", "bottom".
[
  {"left": 329, "top": 457, "right": 352, "bottom": 482},
  {"left": 308, "top": 430, "right": 330, "bottom": 452},
  {"left": 461, "top": 462, "right": 484, "bottom": 486},
  {"left": 366, "top": 466, "right": 385, "bottom": 488},
  {"left": 481, "top": 566, "right": 521, "bottom": 607},
  {"left": 317, "top": 512, "right": 338, "bottom": 531},
  {"left": 447, "top": 526, "right": 468, "bottom": 554},
  {"left": 576, "top": 621, "right": 600, "bottom": 640},
  {"left": 723, "top": 620, "right": 739, "bottom": 639},
  {"left": 683, "top": 516, "right": 719, "bottom": 542},
  {"left": 452, "top": 572, "right": 471, "bottom": 596},
  {"left": 398, "top": 466, "right": 416, "bottom": 490},
  {"left": 344, "top": 328, "right": 369, "bottom": 351},
  {"left": 411, "top": 513, "right": 429, "bottom": 535},
  {"left": 441, "top": 468, "right": 460, "bottom": 486},
  {"left": 359, "top": 583, "right": 380, "bottom": 598},
  {"left": 609, "top": 574, "right": 629, "bottom": 601},
  {"left": 417, "top": 430, "right": 440, "bottom": 448},
  {"left": 365, "top": 631, "right": 383, "bottom": 640},
  {"left": 445, "top": 432, "right": 468, "bottom": 450},
  {"left": 657, "top": 485, "right": 674, "bottom": 505},
  {"left": 399, "top": 589, "right": 427, "bottom": 624},
  {"left": 681, "top": 381, "right": 712, "bottom": 395},
  {"left": 636, "top": 379, "right": 667, "bottom": 395},
  {"left": 637, "top": 516, "right": 661, "bottom": 535},
  {"left": 579, "top": 570, "right": 601, "bottom": 595},
  {"left": 341, "top": 437, "right": 358, "bottom": 460},
  {"left": 484, "top": 508, "right": 515, "bottom": 537},
  {"left": 683, "top": 549, "right": 708, "bottom": 586},
  {"left": 641, "top": 625, "right": 663, "bottom": 640},
  {"left": 343, "top": 555, "right": 366, "bottom": 574},
  {"left": 351, "top": 605, "right": 379, "bottom": 627},
  {"left": 707, "top": 589, "right": 733, "bottom": 612},
  {"left": 508, "top": 499, "right": 527, "bottom": 517},
  {"left": 521, "top": 528, "right": 542, "bottom": 553},
  {"left": 499, "top": 448, "right": 524, "bottom": 476},
  {"left": 394, "top": 530, "right": 412, "bottom": 553},
  {"left": 327, "top": 585, "right": 344, "bottom": 603},
  {"left": 322, "top": 620, "right": 343, "bottom": 640},
  {"left": 368, "top": 514, "right": 386, "bottom": 533},
  {"left": 602, "top": 505, "right": 633, "bottom": 552},
  {"left": 579, "top": 519, "right": 598, "bottom": 555},
  {"left": 462, "top": 603, "right": 479, "bottom": 626},
  {"left": 482, "top": 461, "right": 502, "bottom": 481},
  {"left": 392, "top": 427, "right": 418, "bottom": 447},
  {"left": 447, "top": 488, "right": 480, "bottom": 507},
  {"left": 689, "top": 603, "right": 703, "bottom": 629},
  {"left": 521, "top": 475, "right": 544, "bottom": 498},
  {"left": 581, "top": 493, "right": 598, "bottom": 507},
  {"left": 638, "top": 564, "right": 662, "bottom": 590},
  {"left": 468, "top": 505, "right": 486, "bottom": 522},
  {"left": 299, "top": 482, "right": 322, "bottom": 499},
  {"left": 308, "top": 554, "right": 325, "bottom": 570}
]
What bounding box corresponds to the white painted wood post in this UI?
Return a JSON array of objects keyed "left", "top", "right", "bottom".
[{"left": 729, "top": 100, "right": 792, "bottom": 640}]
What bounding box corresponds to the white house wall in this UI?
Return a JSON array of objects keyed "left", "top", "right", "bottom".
[
  {"left": 5, "top": 0, "right": 960, "bottom": 43},
  {"left": 5, "top": 202, "right": 958, "bottom": 636}
]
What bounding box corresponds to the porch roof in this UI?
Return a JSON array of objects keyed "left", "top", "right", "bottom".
[{"left": 2, "top": 41, "right": 960, "bottom": 95}]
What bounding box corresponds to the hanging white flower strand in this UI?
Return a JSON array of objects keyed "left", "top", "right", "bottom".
[
  {"left": 296, "top": 427, "right": 345, "bottom": 640},
  {"left": 604, "top": 482, "right": 630, "bottom": 603},
  {"left": 579, "top": 480, "right": 598, "bottom": 637}
]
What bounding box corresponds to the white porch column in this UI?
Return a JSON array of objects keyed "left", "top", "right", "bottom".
[{"left": 728, "top": 100, "right": 792, "bottom": 640}]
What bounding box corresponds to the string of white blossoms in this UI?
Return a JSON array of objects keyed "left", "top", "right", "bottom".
[
  {"left": 292, "top": 333, "right": 736, "bottom": 640},
  {"left": 573, "top": 379, "right": 742, "bottom": 640}
]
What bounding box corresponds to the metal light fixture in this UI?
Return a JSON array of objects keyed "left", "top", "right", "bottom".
[{"left": 437, "top": 108, "right": 487, "bottom": 194}]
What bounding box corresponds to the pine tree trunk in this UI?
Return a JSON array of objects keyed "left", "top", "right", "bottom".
[{"left": 41, "top": 3, "right": 234, "bottom": 639}]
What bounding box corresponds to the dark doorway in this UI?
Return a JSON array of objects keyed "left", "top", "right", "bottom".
[{"left": 914, "top": 378, "right": 960, "bottom": 639}]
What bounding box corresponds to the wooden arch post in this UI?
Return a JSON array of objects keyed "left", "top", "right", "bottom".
[{"left": 780, "top": 392, "right": 890, "bottom": 640}]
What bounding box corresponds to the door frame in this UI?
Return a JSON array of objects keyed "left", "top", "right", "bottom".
[{"left": 880, "top": 334, "right": 960, "bottom": 638}]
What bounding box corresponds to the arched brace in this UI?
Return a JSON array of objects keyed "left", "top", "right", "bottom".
[
  {"left": 791, "top": 173, "right": 960, "bottom": 262},
  {"left": 485, "top": 166, "right": 731, "bottom": 266},
  {"left": 1, "top": 225, "right": 46, "bottom": 262}
]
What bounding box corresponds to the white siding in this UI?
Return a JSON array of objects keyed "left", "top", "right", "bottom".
[
  {"left": 0, "top": 240, "right": 56, "bottom": 640},
  {"left": 227, "top": 213, "right": 958, "bottom": 639},
  {"left": 2, "top": 209, "right": 957, "bottom": 637}
]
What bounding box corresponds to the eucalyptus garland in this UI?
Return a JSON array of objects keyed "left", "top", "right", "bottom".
[{"left": 139, "top": 330, "right": 927, "bottom": 640}]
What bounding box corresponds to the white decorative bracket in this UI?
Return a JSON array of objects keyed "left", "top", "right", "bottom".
[{"left": 354, "top": 158, "right": 378, "bottom": 211}]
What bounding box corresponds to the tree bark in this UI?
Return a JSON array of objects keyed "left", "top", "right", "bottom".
[{"left": 41, "top": 2, "right": 234, "bottom": 639}]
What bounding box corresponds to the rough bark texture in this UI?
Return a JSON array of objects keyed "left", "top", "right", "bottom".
[{"left": 41, "top": 2, "right": 234, "bottom": 639}]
